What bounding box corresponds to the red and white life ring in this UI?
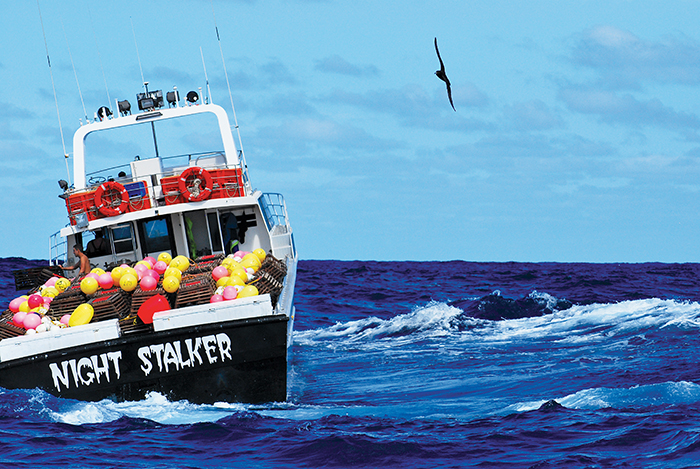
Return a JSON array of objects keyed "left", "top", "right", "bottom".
[
  {"left": 178, "top": 167, "right": 213, "bottom": 202},
  {"left": 94, "top": 181, "right": 129, "bottom": 217}
]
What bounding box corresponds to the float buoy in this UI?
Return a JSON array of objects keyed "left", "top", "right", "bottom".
[
  {"left": 94, "top": 181, "right": 129, "bottom": 216},
  {"left": 178, "top": 167, "right": 213, "bottom": 202}
]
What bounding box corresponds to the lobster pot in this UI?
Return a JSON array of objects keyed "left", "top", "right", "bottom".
[
  {"left": 186, "top": 254, "right": 225, "bottom": 275},
  {"left": 12, "top": 266, "right": 63, "bottom": 291},
  {"left": 49, "top": 289, "right": 88, "bottom": 317},
  {"left": 258, "top": 255, "right": 288, "bottom": 283},
  {"left": 88, "top": 289, "right": 131, "bottom": 321},
  {"left": 0, "top": 311, "right": 25, "bottom": 339},
  {"left": 252, "top": 271, "right": 284, "bottom": 307},
  {"left": 129, "top": 286, "right": 170, "bottom": 315},
  {"left": 174, "top": 276, "right": 216, "bottom": 308},
  {"left": 119, "top": 316, "right": 154, "bottom": 335}
]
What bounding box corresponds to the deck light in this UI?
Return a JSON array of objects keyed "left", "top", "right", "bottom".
[
  {"left": 118, "top": 100, "right": 131, "bottom": 116},
  {"left": 186, "top": 91, "right": 199, "bottom": 104},
  {"left": 166, "top": 90, "right": 179, "bottom": 107},
  {"left": 97, "top": 106, "right": 112, "bottom": 121}
]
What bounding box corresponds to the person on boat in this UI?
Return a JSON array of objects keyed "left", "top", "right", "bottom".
[
  {"left": 85, "top": 230, "right": 111, "bottom": 258},
  {"left": 61, "top": 245, "right": 91, "bottom": 275}
]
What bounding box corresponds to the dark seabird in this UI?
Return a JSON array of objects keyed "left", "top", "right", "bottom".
[{"left": 434, "top": 37, "right": 456, "bottom": 111}]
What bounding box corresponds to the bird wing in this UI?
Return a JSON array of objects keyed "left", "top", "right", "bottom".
[
  {"left": 434, "top": 37, "right": 445, "bottom": 72},
  {"left": 446, "top": 83, "right": 456, "bottom": 112}
]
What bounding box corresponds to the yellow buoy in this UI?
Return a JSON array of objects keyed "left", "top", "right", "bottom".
[
  {"left": 110, "top": 266, "right": 124, "bottom": 283},
  {"left": 69, "top": 303, "right": 94, "bottom": 327},
  {"left": 163, "top": 276, "right": 180, "bottom": 293},
  {"left": 216, "top": 276, "right": 231, "bottom": 288},
  {"left": 80, "top": 277, "right": 100, "bottom": 295},
  {"left": 226, "top": 275, "right": 245, "bottom": 287},
  {"left": 55, "top": 277, "right": 70, "bottom": 292},
  {"left": 253, "top": 248, "right": 267, "bottom": 263},
  {"left": 119, "top": 273, "right": 138, "bottom": 292},
  {"left": 237, "top": 285, "right": 259, "bottom": 298},
  {"left": 157, "top": 252, "right": 173, "bottom": 264},
  {"left": 164, "top": 267, "right": 182, "bottom": 281}
]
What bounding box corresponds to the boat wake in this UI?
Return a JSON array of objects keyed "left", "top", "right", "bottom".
[{"left": 294, "top": 295, "right": 700, "bottom": 348}]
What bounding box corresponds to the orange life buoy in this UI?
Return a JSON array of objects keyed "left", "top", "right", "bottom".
[
  {"left": 178, "top": 167, "right": 213, "bottom": 202},
  {"left": 94, "top": 181, "right": 129, "bottom": 217}
]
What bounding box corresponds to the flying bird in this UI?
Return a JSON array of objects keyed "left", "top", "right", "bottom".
[{"left": 434, "top": 37, "right": 456, "bottom": 111}]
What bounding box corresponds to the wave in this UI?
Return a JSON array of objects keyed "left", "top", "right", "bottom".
[
  {"left": 294, "top": 295, "right": 700, "bottom": 348},
  {"left": 510, "top": 381, "right": 700, "bottom": 412}
]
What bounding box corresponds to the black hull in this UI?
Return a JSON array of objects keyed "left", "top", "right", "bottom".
[{"left": 0, "top": 315, "right": 289, "bottom": 404}]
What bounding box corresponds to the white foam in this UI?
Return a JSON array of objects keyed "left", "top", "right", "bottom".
[
  {"left": 508, "top": 381, "right": 700, "bottom": 413},
  {"left": 296, "top": 297, "right": 700, "bottom": 349},
  {"left": 48, "top": 392, "right": 247, "bottom": 425}
]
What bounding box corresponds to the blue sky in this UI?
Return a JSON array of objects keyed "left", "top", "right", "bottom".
[{"left": 2, "top": 0, "right": 700, "bottom": 262}]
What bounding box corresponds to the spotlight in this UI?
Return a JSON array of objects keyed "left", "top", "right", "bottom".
[
  {"left": 97, "top": 106, "right": 112, "bottom": 121},
  {"left": 186, "top": 91, "right": 199, "bottom": 104},
  {"left": 166, "top": 90, "right": 179, "bottom": 107},
  {"left": 58, "top": 179, "right": 68, "bottom": 191},
  {"left": 118, "top": 100, "right": 131, "bottom": 116}
]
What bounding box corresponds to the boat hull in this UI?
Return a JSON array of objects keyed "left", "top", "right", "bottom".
[{"left": 0, "top": 315, "right": 288, "bottom": 404}]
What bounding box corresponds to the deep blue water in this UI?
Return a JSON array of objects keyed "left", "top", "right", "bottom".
[{"left": 2, "top": 258, "right": 700, "bottom": 468}]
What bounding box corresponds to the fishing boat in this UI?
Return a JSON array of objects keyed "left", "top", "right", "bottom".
[{"left": 1, "top": 85, "right": 297, "bottom": 404}]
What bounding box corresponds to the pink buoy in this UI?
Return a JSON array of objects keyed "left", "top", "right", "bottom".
[
  {"left": 60, "top": 314, "right": 71, "bottom": 325},
  {"left": 43, "top": 297, "right": 53, "bottom": 307},
  {"left": 9, "top": 297, "right": 24, "bottom": 313},
  {"left": 140, "top": 275, "right": 158, "bottom": 291},
  {"left": 85, "top": 272, "right": 100, "bottom": 281},
  {"left": 27, "top": 294, "right": 43, "bottom": 309},
  {"left": 222, "top": 286, "right": 238, "bottom": 300},
  {"left": 12, "top": 312, "right": 27, "bottom": 327},
  {"left": 44, "top": 277, "right": 58, "bottom": 288},
  {"left": 153, "top": 260, "right": 168, "bottom": 274},
  {"left": 146, "top": 269, "right": 160, "bottom": 281},
  {"left": 144, "top": 256, "right": 157, "bottom": 267},
  {"left": 98, "top": 273, "right": 114, "bottom": 289},
  {"left": 119, "top": 263, "right": 130, "bottom": 269},
  {"left": 23, "top": 313, "right": 42, "bottom": 330},
  {"left": 212, "top": 266, "right": 229, "bottom": 281},
  {"left": 210, "top": 294, "right": 224, "bottom": 303}
]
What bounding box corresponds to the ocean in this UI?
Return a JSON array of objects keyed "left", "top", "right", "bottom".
[{"left": 1, "top": 258, "right": 700, "bottom": 468}]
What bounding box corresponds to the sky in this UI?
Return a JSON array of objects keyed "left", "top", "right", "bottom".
[{"left": 2, "top": 0, "right": 700, "bottom": 262}]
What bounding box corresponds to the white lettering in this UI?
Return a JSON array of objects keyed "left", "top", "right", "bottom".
[
  {"left": 186, "top": 338, "right": 204, "bottom": 366},
  {"left": 173, "top": 340, "right": 191, "bottom": 368},
  {"left": 49, "top": 362, "right": 71, "bottom": 392},
  {"left": 108, "top": 351, "right": 122, "bottom": 380},
  {"left": 138, "top": 347, "right": 153, "bottom": 376},
  {"left": 90, "top": 354, "right": 110, "bottom": 384},
  {"left": 163, "top": 342, "right": 179, "bottom": 372},
  {"left": 150, "top": 344, "right": 165, "bottom": 372},
  {"left": 216, "top": 333, "right": 232, "bottom": 362},
  {"left": 68, "top": 359, "right": 80, "bottom": 387},
  {"left": 78, "top": 357, "right": 95, "bottom": 386},
  {"left": 203, "top": 335, "right": 218, "bottom": 364}
]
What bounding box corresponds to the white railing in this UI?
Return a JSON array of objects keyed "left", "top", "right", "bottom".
[{"left": 49, "top": 230, "right": 67, "bottom": 266}]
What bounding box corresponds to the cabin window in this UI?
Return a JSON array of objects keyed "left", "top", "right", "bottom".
[
  {"left": 207, "top": 212, "right": 222, "bottom": 252},
  {"left": 111, "top": 224, "right": 135, "bottom": 254},
  {"left": 140, "top": 217, "right": 173, "bottom": 255}
]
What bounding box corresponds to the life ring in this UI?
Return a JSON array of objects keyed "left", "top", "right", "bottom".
[
  {"left": 178, "top": 167, "right": 213, "bottom": 202},
  {"left": 94, "top": 181, "right": 129, "bottom": 217}
]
